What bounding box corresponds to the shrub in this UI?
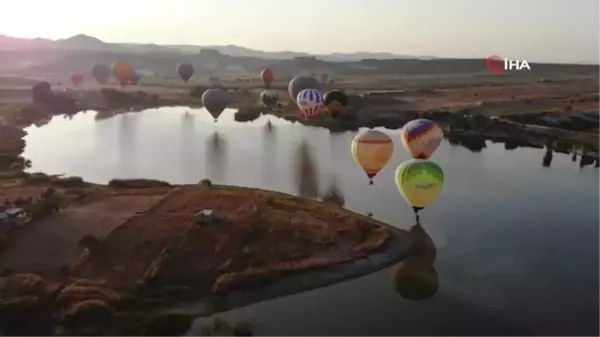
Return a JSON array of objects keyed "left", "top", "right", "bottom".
[
  {"left": 108, "top": 179, "right": 170, "bottom": 189},
  {"left": 52, "top": 176, "right": 86, "bottom": 188},
  {"left": 199, "top": 178, "right": 212, "bottom": 187}
]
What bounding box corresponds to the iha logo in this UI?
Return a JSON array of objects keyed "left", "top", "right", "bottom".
[{"left": 486, "top": 55, "right": 531, "bottom": 73}]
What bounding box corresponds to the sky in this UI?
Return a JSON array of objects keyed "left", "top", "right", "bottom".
[{"left": 0, "top": 0, "right": 598, "bottom": 63}]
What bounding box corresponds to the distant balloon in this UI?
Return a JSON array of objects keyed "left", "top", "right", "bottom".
[
  {"left": 202, "top": 88, "right": 228, "bottom": 121},
  {"left": 130, "top": 72, "right": 142, "bottom": 86},
  {"left": 296, "top": 89, "right": 324, "bottom": 119},
  {"left": 395, "top": 159, "right": 444, "bottom": 212},
  {"left": 70, "top": 73, "right": 83, "bottom": 87},
  {"left": 112, "top": 61, "right": 134, "bottom": 87},
  {"left": 400, "top": 119, "right": 443, "bottom": 159},
  {"left": 323, "top": 90, "right": 348, "bottom": 118},
  {"left": 177, "top": 63, "right": 195, "bottom": 83},
  {"left": 91, "top": 63, "right": 111, "bottom": 85},
  {"left": 260, "top": 89, "right": 279, "bottom": 108},
  {"left": 261, "top": 68, "right": 274, "bottom": 87},
  {"left": 288, "top": 76, "right": 319, "bottom": 103},
  {"left": 351, "top": 130, "right": 394, "bottom": 185}
]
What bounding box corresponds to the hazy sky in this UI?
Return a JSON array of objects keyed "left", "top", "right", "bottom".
[{"left": 1, "top": 0, "right": 598, "bottom": 63}]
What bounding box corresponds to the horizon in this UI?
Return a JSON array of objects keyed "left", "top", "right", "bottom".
[{"left": 1, "top": 0, "right": 598, "bottom": 64}]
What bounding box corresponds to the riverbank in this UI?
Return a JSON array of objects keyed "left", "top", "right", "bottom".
[
  {"left": 0, "top": 171, "right": 412, "bottom": 335},
  {"left": 0, "top": 78, "right": 600, "bottom": 336}
]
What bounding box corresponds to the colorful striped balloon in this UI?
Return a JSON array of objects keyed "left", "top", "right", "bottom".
[
  {"left": 400, "top": 119, "right": 443, "bottom": 159},
  {"left": 296, "top": 89, "right": 324, "bottom": 119}
]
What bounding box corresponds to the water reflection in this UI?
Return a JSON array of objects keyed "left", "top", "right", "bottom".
[
  {"left": 320, "top": 177, "right": 345, "bottom": 206},
  {"left": 180, "top": 110, "right": 197, "bottom": 181},
  {"left": 446, "top": 131, "right": 599, "bottom": 170},
  {"left": 543, "top": 141, "right": 554, "bottom": 168},
  {"left": 206, "top": 131, "right": 227, "bottom": 183},
  {"left": 261, "top": 119, "right": 276, "bottom": 186},
  {"left": 392, "top": 224, "right": 438, "bottom": 301},
  {"left": 117, "top": 112, "right": 138, "bottom": 176},
  {"left": 293, "top": 139, "right": 320, "bottom": 199}
]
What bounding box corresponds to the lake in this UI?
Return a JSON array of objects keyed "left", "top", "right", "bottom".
[{"left": 23, "top": 107, "right": 599, "bottom": 336}]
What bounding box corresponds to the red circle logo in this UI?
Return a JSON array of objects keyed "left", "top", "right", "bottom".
[{"left": 486, "top": 55, "right": 503, "bottom": 73}]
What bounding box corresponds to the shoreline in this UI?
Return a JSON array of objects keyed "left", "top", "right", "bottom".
[
  {"left": 0, "top": 83, "right": 598, "bottom": 334},
  {"left": 152, "top": 219, "right": 412, "bottom": 319}
]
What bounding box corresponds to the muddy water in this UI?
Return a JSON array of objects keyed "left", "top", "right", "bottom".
[{"left": 23, "top": 107, "right": 599, "bottom": 336}]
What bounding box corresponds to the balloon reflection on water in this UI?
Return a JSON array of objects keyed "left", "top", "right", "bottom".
[{"left": 392, "top": 224, "right": 439, "bottom": 301}]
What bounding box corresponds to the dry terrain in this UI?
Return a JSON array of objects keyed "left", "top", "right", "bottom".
[{"left": 71, "top": 185, "right": 389, "bottom": 294}]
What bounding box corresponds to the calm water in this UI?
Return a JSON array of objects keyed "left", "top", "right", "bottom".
[{"left": 23, "top": 108, "right": 599, "bottom": 336}]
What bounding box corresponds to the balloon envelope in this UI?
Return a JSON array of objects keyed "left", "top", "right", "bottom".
[
  {"left": 296, "top": 89, "right": 324, "bottom": 119},
  {"left": 395, "top": 159, "right": 444, "bottom": 209},
  {"left": 400, "top": 119, "right": 443, "bottom": 159},
  {"left": 91, "top": 63, "right": 111, "bottom": 85},
  {"left": 112, "top": 61, "right": 134, "bottom": 86},
  {"left": 201, "top": 89, "right": 229, "bottom": 120},
  {"left": 351, "top": 130, "right": 393, "bottom": 182},
  {"left": 177, "top": 63, "right": 195, "bottom": 83},
  {"left": 70, "top": 73, "right": 83, "bottom": 87},
  {"left": 288, "top": 76, "right": 319, "bottom": 103},
  {"left": 260, "top": 89, "right": 279, "bottom": 108},
  {"left": 130, "top": 72, "right": 142, "bottom": 86},
  {"left": 323, "top": 90, "right": 348, "bottom": 118},
  {"left": 261, "top": 68, "right": 274, "bottom": 86}
]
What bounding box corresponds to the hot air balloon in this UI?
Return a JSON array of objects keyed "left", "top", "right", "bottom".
[
  {"left": 288, "top": 76, "right": 319, "bottom": 103},
  {"left": 91, "top": 63, "right": 111, "bottom": 85},
  {"left": 296, "top": 89, "right": 324, "bottom": 119},
  {"left": 177, "top": 63, "right": 195, "bottom": 83},
  {"left": 130, "top": 72, "right": 142, "bottom": 86},
  {"left": 112, "top": 61, "right": 134, "bottom": 88},
  {"left": 400, "top": 119, "right": 444, "bottom": 159},
  {"left": 70, "top": 73, "right": 83, "bottom": 87},
  {"left": 260, "top": 90, "right": 279, "bottom": 108},
  {"left": 351, "top": 130, "right": 394, "bottom": 185},
  {"left": 395, "top": 159, "right": 444, "bottom": 217},
  {"left": 323, "top": 90, "right": 348, "bottom": 118},
  {"left": 202, "top": 88, "right": 228, "bottom": 122},
  {"left": 261, "top": 68, "right": 274, "bottom": 88}
]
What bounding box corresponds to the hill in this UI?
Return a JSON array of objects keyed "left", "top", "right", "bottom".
[
  {"left": 0, "top": 34, "right": 425, "bottom": 61},
  {"left": 0, "top": 34, "right": 597, "bottom": 83}
]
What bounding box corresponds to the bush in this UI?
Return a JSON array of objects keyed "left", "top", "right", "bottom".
[
  {"left": 199, "top": 178, "right": 212, "bottom": 187},
  {"left": 108, "top": 179, "right": 170, "bottom": 189},
  {"left": 24, "top": 172, "right": 52, "bottom": 185},
  {"left": 31, "top": 82, "right": 53, "bottom": 103},
  {"left": 52, "top": 176, "right": 86, "bottom": 188}
]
